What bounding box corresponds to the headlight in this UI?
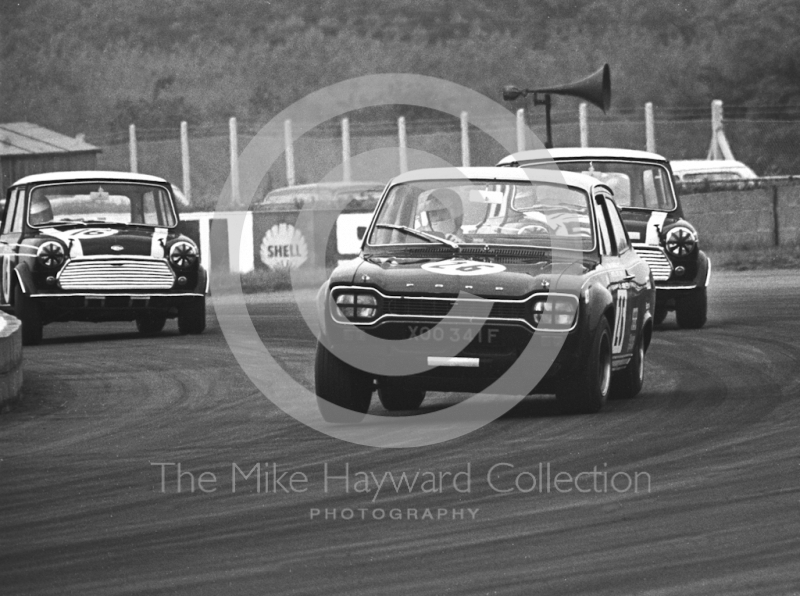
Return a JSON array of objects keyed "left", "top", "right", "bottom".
[
  {"left": 664, "top": 226, "right": 698, "bottom": 257},
  {"left": 333, "top": 291, "right": 379, "bottom": 322},
  {"left": 169, "top": 241, "right": 199, "bottom": 269},
  {"left": 37, "top": 241, "right": 66, "bottom": 269},
  {"left": 531, "top": 296, "right": 578, "bottom": 330}
]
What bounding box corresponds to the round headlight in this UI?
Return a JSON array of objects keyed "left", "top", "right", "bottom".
[
  {"left": 37, "top": 241, "right": 66, "bottom": 269},
  {"left": 169, "top": 241, "right": 199, "bottom": 269},
  {"left": 664, "top": 226, "right": 698, "bottom": 257}
]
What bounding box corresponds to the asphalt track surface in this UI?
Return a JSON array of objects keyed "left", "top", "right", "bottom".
[{"left": 1, "top": 270, "right": 799, "bottom": 595}]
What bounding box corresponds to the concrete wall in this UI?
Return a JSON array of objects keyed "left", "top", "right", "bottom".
[
  {"left": 0, "top": 312, "right": 23, "bottom": 412},
  {"left": 680, "top": 179, "right": 800, "bottom": 249}
]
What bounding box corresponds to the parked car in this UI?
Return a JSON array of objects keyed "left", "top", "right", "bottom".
[
  {"left": 498, "top": 148, "right": 709, "bottom": 328},
  {"left": 314, "top": 167, "right": 655, "bottom": 420},
  {"left": 0, "top": 171, "right": 208, "bottom": 344},
  {"left": 670, "top": 159, "right": 757, "bottom": 183},
  {"left": 252, "top": 181, "right": 385, "bottom": 269}
]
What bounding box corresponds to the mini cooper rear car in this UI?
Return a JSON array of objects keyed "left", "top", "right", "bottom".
[
  {"left": 1, "top": 171, "right": 208, "bottom": 344},
  {"left": 498, "top": 148, "right": 710, "bottom": 328},
  {"left": 315, "top": 167, "right": 655, "bottom": 419}
]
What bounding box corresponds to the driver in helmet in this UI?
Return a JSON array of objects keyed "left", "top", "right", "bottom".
[
  {"left": 29, "top": 195, "right": 54, "bottom": 225},
  {"left": 421, "top": 189, "right": 465, "bottom": 243}
]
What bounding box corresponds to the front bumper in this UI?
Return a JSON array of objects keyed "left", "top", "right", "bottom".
[{"left": 325, "top": 319, "right": 590, "bottom": 395}]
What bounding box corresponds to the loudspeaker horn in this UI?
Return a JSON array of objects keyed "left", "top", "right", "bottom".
[{"left": 535, "top": 64, "right": 611, "bottom": 112}]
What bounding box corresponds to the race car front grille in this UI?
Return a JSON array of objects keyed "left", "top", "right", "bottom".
[
  {"left": 383, "top": 298, "right": 528, "bottom": 320},
  {"left": 632, "top": 244, "right": 673, "bottom": 281},
  {"left": 58, "top": 258, "right": 175, "bottom": 290}
]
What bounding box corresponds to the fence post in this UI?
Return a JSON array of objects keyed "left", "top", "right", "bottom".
[
  {"left": 229, "top": 117, "right": 240, "bottom": 207},
  {"left": 284, "top": 119, "right": 295, "bottom": 186},
  {"left": 516, "top": 109, "right": 525, "bottom": 152},
  {"left": 398, "top": 116, "right": 408, "bottom": 173},
  {"left": 128, "top": 124, "right": 138, "bottom": 173},
  {"left": 180, "top": 121, "right": 191, "bottom": 203},
  {"left": 579, "top": 103, "right": 589, "bottom": 148},
  {"left": 645, "top": 102, "right": 656, "bottom": 153},
  {"left": 460, "top": 111, "right": 470, "bottom": 167},
  {"left": 772, "top": 185, "right": 780, "bottom": 246},
  {"left": 341, "top": 117, "right": 351, "bottom": 182},
  {"left": 707, "top": 99, "right": 735, "bottom": 160}
]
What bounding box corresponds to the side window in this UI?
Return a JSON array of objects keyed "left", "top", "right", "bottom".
[
  {"left": 3, "top": 190, "right": 18, "bottom": 234},
  {"left": 594, "top": 195, "right": 614, "bottom": 255},
  {"left": 12, "top": 190, "right": 26, "bottom": 233},
  {"left": 605, "top": 199, "right": 631, "bottom": 254}
]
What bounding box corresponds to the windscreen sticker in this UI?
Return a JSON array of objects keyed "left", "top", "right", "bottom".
[{"left": 421, "top": 259, "right": 506, "bottom": 276}]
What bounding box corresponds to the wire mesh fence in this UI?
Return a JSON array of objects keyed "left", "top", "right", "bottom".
[{"left": 93, "top": 110, "right": 800, "bottom": 211}]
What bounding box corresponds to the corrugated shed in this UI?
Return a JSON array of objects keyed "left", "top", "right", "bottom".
[{"left": 0, "top": 122, "right": 101, "bottom": 195}]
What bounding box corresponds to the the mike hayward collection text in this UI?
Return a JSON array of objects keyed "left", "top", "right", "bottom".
[{"left": 151, "top": 461, "right": 651, "bottom": 499}]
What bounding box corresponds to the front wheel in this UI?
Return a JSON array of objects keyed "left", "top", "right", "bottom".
[
  {"left": 315, "top": 342, "right": 373, "bottom": 422},
  {"left": 610, "top": 332, "right": 645, "bottom": 400},
  {"left": 675, "top": 287, "right": 707, "bottom": 329},
  {"left": 178, "top": 296, "right": 206, "bottom": 334},
  {"left": 378, "top": 381, "right": 426, "bottom": 411},
  {"left": 14, "top": 284, "right": 43, "bottom": 346},
  {"left": 136, "top": 315, "right": 167, "bottom": 337},
  {"left": 556, "top": 317, "right": 612, "bottom": 414}
]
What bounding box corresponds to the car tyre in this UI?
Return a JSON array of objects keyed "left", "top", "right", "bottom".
[
  {"left": 557, "top": 317, "right": 612, "bottom": 414},
  {"left": 377, "top": 381, "right": 426, "bottom": 411},
  {"left": 315, "top": 342, "right": 373, "bottom": 422},
  {"left": 610, "top": 332, "right": 644, "bottom": 400},
  {"left": 178, "top": 296, "right": 206, "bottom": 335},
  {"left": 136, "top": 315, "right": 167, "bottom": 337},
  {"left": 14, "top": 284, "right": 43, "bottom": 346},
  {"left": 654, "top": 305, "right": 668, "bottom": 326},
  {"left": 675, "top": 287, "right": 707, "bottom": 329}
]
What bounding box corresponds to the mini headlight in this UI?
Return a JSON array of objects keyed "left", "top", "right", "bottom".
[
  {"left": 532, "top": 297, "right": 578, "bottom": 329},
  {"left": 169, "top": 241, "right": 199, "bottom": 269},
  {"left": 664, "top": 226, "right": 698, "bottom": 257},
  {"left": 334, "top": 291, "right": 379, "bottom": 321},
  {"left": 37, "top": 241, "right": 66, "bottom": 269}
]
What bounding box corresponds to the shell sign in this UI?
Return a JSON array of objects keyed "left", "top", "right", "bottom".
[{"left": 259, "top": 223, "right": 309, "bottom": 269}]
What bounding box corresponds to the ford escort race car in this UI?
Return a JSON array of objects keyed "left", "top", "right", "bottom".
[
  {"left": 1, "top": 171, "right": 207, "bottom": 344},
  {"left": 497, "top": 148, "right": 710, "bottom": 328},
  {"left": 315, "top": 167, "right": 655, "bottom": 420}
]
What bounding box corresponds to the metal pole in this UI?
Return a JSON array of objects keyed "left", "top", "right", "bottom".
[
  {"left": 645, "top": 102, "right": 656, "bottom": 153},
  {"left": 460, "top": 111, "right": 470, "bottom": 167},
  {"left": 516, "top": 109, "right": 525, "bottom": 153},
  {"left": 544, "top": 95, "right": 552, "bottom": 149},
  {"left": 398, "top": 116, "right": 408, "bottom": 173},
  {"left": 180, "top": 121, "right": 191, "bottom": 204},
  {"left": 284, "top": 119, "right": 295, "bottom": 186},
  {"left": 579, "top": 103, "right": 589, "bottom": 148},
  {"left": 229, "top": 117, "right": 240, "bottom": 207},
  {"left": 341, "top": 117, "right": 351, "bottom": 182},
  {"left": 128, "top": 124, "right": 138, "bottom": 173}
]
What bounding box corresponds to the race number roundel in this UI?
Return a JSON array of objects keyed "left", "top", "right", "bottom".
[
  {"left": 421, "top": 259, "right": 506, "bottom": 276},
  {"left": 259, "top": 223, "right": 309, "bottom": 269}
]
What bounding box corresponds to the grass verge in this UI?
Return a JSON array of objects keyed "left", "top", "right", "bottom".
[{"left": 709, "top": 245, "right": 800, "bottom": 271}]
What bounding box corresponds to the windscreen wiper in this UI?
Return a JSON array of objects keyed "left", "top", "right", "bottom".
[{"left": 375, "top": 224, "right": 459, "bottom": 249}]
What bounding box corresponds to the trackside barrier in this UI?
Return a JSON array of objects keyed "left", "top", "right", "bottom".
[
  {"left": 179, "top": 207, "right": 374, "bottom": 274},
  {"left": 0, "top": 312, "right": 23, "bottom": 412},
  {"left": 679, "top": 176, "right": 800, "bottom": 249}
]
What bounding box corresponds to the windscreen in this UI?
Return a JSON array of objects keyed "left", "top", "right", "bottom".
[
  {"left": 29, "top": 182, "right": 177, "bottom": 228},
  {"left": 368, "top": 179, "right": 594, "bottom": 251}
]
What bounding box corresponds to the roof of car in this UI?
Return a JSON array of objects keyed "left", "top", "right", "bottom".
[
  {"left": 497, "top": 147, "right": 668, "bottom": 165},
  {"left": 266, "top": 181, "right": 384, "bottom": 195},
  {"left": 388, "top": 166, "right": 609, "bottom": 192},
  {"left": 669, "top": 159, "right": 755, "bottom": 172},
  {"left": 11, "top": 170, "right": 169, "bottom": 186}
]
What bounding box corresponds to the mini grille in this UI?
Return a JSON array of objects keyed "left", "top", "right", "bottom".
[
  {"left": 58, "top": 259, "right": 175, "bottom": 290},
  {"left": 633, "top": 244, "right": 673, "bottom": 281},
  {"left": 383, "top": 298, "right": 528, "bottom": 320}
]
